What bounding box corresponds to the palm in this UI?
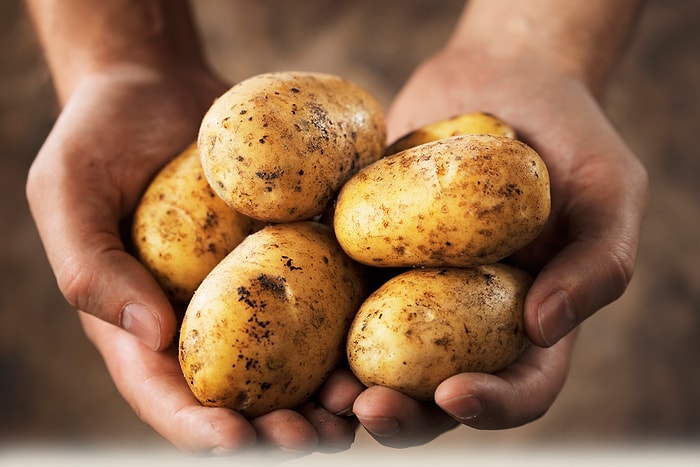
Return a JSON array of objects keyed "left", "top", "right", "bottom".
[{"left": 349, "top": 46, "right": 646, "bottom": 444}]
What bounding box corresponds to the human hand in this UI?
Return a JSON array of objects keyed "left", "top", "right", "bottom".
[
  {"left": 345, "top": 42, "right": 647, "bottom": 446},
  {"left": 80, "top": 312, "right": 357, "bottom": 454},
  {"left": 26, "top": 65, "right": 357, "bottom": 454}
]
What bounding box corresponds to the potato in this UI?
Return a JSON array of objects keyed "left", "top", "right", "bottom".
[
  {"left": 384, "top": 112, "right": 516, "bottom": 156},
  {"left": 333, "top": 134, "right": 550, "bottom": 268},
  {"left": 198, "top": 71, "right": 386, "bottom": 223},
  {"left": 347, "top": 264, "right": 531, "bottom": 400},
  {"left": 132, "top": 143, "right": 261, "bottom": 304},
  {"left": 179, "top": 221, "right": 366, "bottom": 418}
]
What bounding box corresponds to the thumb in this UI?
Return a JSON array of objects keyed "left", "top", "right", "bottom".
[
  {"left": 26, "top": 140, "right": 176, "bottom": 351},
  {"left": 524, "top": 157, "right": 648, "bottom": 347}
]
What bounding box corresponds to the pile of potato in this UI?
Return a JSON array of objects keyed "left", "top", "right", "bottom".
[{"left": 131, "top": 71, "right": 550, "bottom": 417}]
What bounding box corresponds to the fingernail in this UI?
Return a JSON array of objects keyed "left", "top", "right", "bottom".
[
  {"left": 537, "top": 291, "right": 576, "bottom": 346},
  {"left": 122, "top": 303, "right": 161, "bottom": 350},
  {"left": 334, "top": 406, "right": 354, "bottom": 417},
  {"left": 440, "top": 395, "right": 483, "bottom": 421},
  {"left": 210, "top": 446, "right": 237, "bottom": 457},
  {"left": 358, "top": 416, "right": 400, "bottom": 438}
]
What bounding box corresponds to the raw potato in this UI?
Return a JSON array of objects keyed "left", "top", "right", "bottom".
[
  {"left": 132, "top": 143, "right": 261, "bottom": 304},
  {"left": 179, "top": 221, "right": 366, "bottom": 418},
  {"left": 384, "top": 112, "right": 516, "bottom": 156},
  {"left": 198, "top": 71, "right": 386, "bottom": 222},
  {"left": 334, "top": 134, "right": 550, "bottom": 268},
  {"left": 347, "top": 264, "right": 531, "bottom": 400}
]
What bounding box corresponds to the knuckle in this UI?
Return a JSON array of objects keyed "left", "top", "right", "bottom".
[
  {"left": 606, "top": 245, "right": 636, "bottom": 299},
  {"left": 55, "top": 254, "right": 98, "bottom": 314}
]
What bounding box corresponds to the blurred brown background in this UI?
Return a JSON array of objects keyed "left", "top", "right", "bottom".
[{"left": 1, "top": 0, "right": 699, "bottom": 458}]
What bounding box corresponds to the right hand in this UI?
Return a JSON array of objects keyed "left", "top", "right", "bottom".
[{"left": 26, "top": 64, "right": 357, "bottom": 454}]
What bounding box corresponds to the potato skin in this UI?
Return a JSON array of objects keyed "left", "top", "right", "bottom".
[
  {"left": 179, "top": 221, "right": 366, "bottom": 418},
  {"left": 346, "top": 264, "right": 531, "bottom": 400},
  {"left": 384, "top": 112, "right": 516, "bottom": 156},
  {"left": 334, "top": 134, "right": 550, "bottom": 268},
  {"left": 132, "top": 143, "right": 261, "bottom": 304},
  {"left": 198, "top": 71, "right": 386, "bottom": 222}
]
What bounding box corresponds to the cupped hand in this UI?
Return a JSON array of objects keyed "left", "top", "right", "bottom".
[
  {"left": 26, "top": 64, "right": 223, "bottom": 351},
  {"left": 343, "top": 44, "right": 648, "bottom": 445},
  {"left": 80, "top": 312, "right": 357, "bottom": 454},
  {"left": 27, "top": 65, "right": 357, "bottom": 454}
]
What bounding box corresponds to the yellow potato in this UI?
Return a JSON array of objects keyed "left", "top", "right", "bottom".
[
  {"left": 132, "top": 143, "right": 261, "bottom": 304},
  {"left": 384, "top": 112, "right": 516, "bottom": 156},
  {"left": 334, "top": 134, "right": 550, "bottom": 268},
  {"left": 179, "top": 221, "right": 367, "bottom": 418},
  {"left": 347, "top": 264, "right": 531, "bottom": 400},
  {"left": 198, "top": 71, "right": 386, "bottom": 222}
]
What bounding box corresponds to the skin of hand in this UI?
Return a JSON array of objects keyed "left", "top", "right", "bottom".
[
  {"left": 325, "top": 36, "right": 648, "bottom": 447},
  {"left": 25, "top": 0, "right": 647, "bottom": 454},
  {"left": 25, "top": 64, "right": 358, "bottom": 454}
]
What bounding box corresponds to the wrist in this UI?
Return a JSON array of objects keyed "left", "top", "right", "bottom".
[
  {"left": 447, "top": 0, "right": 642, "bottom": 97},
  {"left": 27, "top": 0, "right": 212, "bottom": 104},
  {"left": 446, "top": 19, "right": 596, "bottom": 94}
]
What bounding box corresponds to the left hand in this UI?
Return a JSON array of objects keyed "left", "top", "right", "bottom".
[
  {"left": 320, "top": 334, "right": 577, "bottom": 448},
  {"left": 320, "top": 41, "right": 646, "bottom": 447}
]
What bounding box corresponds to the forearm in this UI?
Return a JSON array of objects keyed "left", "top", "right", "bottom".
[
  {"left": 26, "top": 0, "right": 206, "bottom": 103},
  {"left": 449, "top": 0, "right": 643, "bottom": 94}
]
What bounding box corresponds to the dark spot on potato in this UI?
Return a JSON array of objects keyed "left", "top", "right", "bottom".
[
  {"left": 290, "top": 87, "right": 300, "bottom": 93},
  {"left": 204, "top": 210, "right": 218, "bottom": 228},
  {"left": 281, "top": 256, "right": 302, "bottom": 271},
  {"left": 237, "top": 286, "right": 258, "bottom": 308},
  {"left": 483, "top": 273, "right": 495, "bottom": 285},
  {"left": 235, "top": 392, "right": 248, "bottom": 407},
  {"left": 392, "top": 245, "right": 405, "bottom": 256},
  {"left": 256, "top": 169, "right": 283, "bottom": 180},
  {"left": 500, "top": 183, "right": 522, "bottom": 197},
  {"left": 257, "top": 274, "right": 287, "bottom": 298}
]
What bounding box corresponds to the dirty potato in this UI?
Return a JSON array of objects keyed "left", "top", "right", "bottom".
[
  {"left": 347, "top": 264, "right": 531, "bottom": 400},
  {"left": 179, "top": 221, "right": 366, "bottom": 418},
  {"left": 198, "top": 71, "right": 386, "bottom": 222},
  {"left": 132, "top": 143, "right": 261, "bottom": 304},
  {"left": 334, "top": 134, "right": 550, "bottom": 268},
  {"left": 384, "top": 112, "right": 516, "bottom": 156}
]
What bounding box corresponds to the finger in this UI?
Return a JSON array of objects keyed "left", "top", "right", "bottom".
[
  {"left": 353, "top": 386, "right": 458, "bottom": 448},
  {"left": 250, "top": 409, "right": 319, "bottom": 453},
  {"left": 298, "top": 401, "right": 358, "bottom": 452},
  {"left": 435, "top": 331, "right": 577, "bottom": 430},
  {"left": 525, "top": 151, "right": 648, "bottom": 347},
  {"left": 79, "top": 312, "right": 257, "bottom": 454},
  {"left": 316, "top": 367, "right": 366, "bottom": 416},
  {"left": 27, "top": 121, "right": 176, "bottom": 350}
]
